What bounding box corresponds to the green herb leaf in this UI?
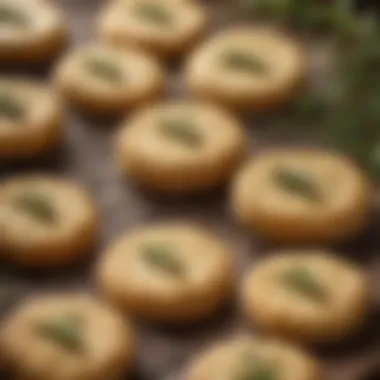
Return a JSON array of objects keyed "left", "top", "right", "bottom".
[
  {"left": 273, "top": 167, "right": 321, "bottom": 201},
  {"left": 237, "top": 353, "right": 277, "bottom": 380},
  {"left": 0, "top": 5, "right": 28, "bottom": 27},
  {"left": 142, "top": 243, "right": 183, "bottom": 276},
  {"left": 85, "top": 57, "right": 123, "bottom": 83},
  {"left": 281, "top": 267, "right": 327, "bottom": 302},
  {"left": 222, "top": 50, "right": 268, "bottom": 74},
  {"left": 12, "top": 191, "right": 56, "bottom": 223},
  {"left": 35, "top": 314, "right": 84, "bottom": 353},
  {"left": 134, "top": 2, "right": 172, "bottom": 25},
  {"left": 0, "top": 91, "right": 24, "bottom": 120},
  {"left": 159, "top": 118, "right": 202, "bottom": 148}
]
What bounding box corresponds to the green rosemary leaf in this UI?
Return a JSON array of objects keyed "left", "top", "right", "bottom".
[
  {"left": 281, "top": 267, "right": 326, "bottom": 302},
  {"left": 238, "top": 353, "right": 276, "bottom": 380},
  {"left": 12, "top": 191, "right": 56, "bottom": 223},
  {"left": 35, "top": 314, "right": 84, "bottom": 353},
  {"left": 142, "top": 243, "right": 183, "bottom": 276},
  {"left": 0, "top": 5, "right": 28, "bottom": 27},
  {"left": 159, "top": 118, "right": 202, "bottom": 148},
  {"left": 222, "top": 50, "right": 268, "bottom": 74},
  {"left": 85, "top": 57, "right": 123, "bottom": 83},
  {"left": 134, "top": 2, "right": 172, "bottom": 25},
  {"left": 272, "top": 167, "right": 321, "bottom": 201},
  {"left": 0, "top": 91, "right": 24, "bottom": 120}
]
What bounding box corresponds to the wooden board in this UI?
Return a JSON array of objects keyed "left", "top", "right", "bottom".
[{"left": 0, "top": 0, "right": 379, "bottom": 379}]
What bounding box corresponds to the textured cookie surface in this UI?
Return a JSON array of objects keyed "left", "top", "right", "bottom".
[
  {"left": 55, "top": 45, "right": 164, "bottom": 114},
  {"left": 0, "top": 79, "right": 62, "bottom": 160},
  {"left": 2, "top": 294, "right": 133, "bottom": 380},
  {"left": 97, "top": 223, "right": 235, "bottom": 324},
  {"left": 231, "top": 150, "right": 371, "bottom": 244},
  {"left": 185, "top": 27, "right": 306, "bottom": 110},
  {"left": 0, "top": 176, "right": 98, "bottom": 268},
  {"left": 98, "top": 0, "right": 207, "bottom": 57},
  {"left": 241, "top": 251, "right": 370, "bottom": 343},
  {"left": 116, "top": 101, "right": 246, "bottom": 194},
  {"left": 185, "top": 336, "right": 321, "bottom": 380}
]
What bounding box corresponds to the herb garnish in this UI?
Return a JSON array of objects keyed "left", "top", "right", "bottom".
[
  {"left": 134, "top": 2, "right": 172, "bottom": 25},
  {"left": 85, "top": 57, "right": 123, "bottom": 83},
  {"left": 35, "top": 314, "right": 84, "bottom": 353},
  {"left": 273, "top": 167, "right": 321, "bottom": 201},
  {"left": 237, "top": 352, "right": 276, "bottom": 380},
  {"left": 222, "top": 50, "right": 268, "bottom": 74},
  {"left": 281, "top": 267, "right": 327, "bottom": 302},
  {"left": 0, "top": 5, "right": 28, "bottom": 28},
  {"left": 142, "top": 243, "right": 183, "bottom": 276},
  {"left": 0, "top": 91, "right": 24, "bottom": 120},
  {"left": 12, "top": 191, "right": 56, "bottom": 223},
  {"left": 159, "top": 118, "right": 202, "bottom": 148}
]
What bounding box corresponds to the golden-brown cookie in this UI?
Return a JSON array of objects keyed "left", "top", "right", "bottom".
[
  {"left": 241, "top": 250, "right": 370, "bottom": 343},
  {"left": 2, "top": 294, "right": 133, "bottom": 380},
  {"left": 116, "top": 101, "right": 246, "bottom": 195},
  {"left": 98, "top": 0, "right": 207, "bottom": 58},
  {"left": 184, "top": 336, "right": 321, "bottom": 380},
  {"left": 54, "top": 44, "right": 164, "bottom": 115},
  {"left": 185, "top": 27, "right": 306, "bottom": 111},
  {"left": 96, "top": 223, "right": 235, "bottom": 324},
  {"left": 0, "top": 79, "right": 62, "bottom": 160},
  {"left": 231, "top": 150, "right": 371, "bottom": 244},
  {"left": 0, "top": 176, "right": 98, "bottom": 268},
  {"left": 0, "top": 0, "right": 67, "bottom": 64}
]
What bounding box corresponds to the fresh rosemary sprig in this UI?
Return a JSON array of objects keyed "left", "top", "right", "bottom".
[
  {"left": 12, "top": 191, "right": 56, "bottom": 223},
  {"left": 280, "top": 267, "right": 327, "bottom": 302},
  {"left": 133, "top": 2, "right": 172, "bottom": 25},
  {"left": 35, "top": 314, "right": 84, "bottom": 353},
  {"left": 85, "top": 57, "right": 123, "bottom": 83},
  {"left": 159, "top": 118, "right": 202, "bottom": 148},
  {"left": 272, "top": 167, "right": 321, "bottom": 201},
  {"left": 142, "top": 243, "right": 184, "bottom": 276},
  {"left": 241, "top": 0, "right": 358, "bottom": 36},
  {"left": 221, "top": 50, "right": 268, "bottom": 75},
  {"left": 0, "top": 5, "right": 29, "bottom": 28},
  {"left": 0, "top": 91, "right": 25, "bottom": 120},
  {"left": 237, "top": 352, "right": 276, "bottom": 380}
]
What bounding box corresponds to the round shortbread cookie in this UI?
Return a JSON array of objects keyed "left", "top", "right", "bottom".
[
  {"left": 0, "top": 0, "right": 67, "bottom": 63},
  {"left": 184, "top": 336, "right": 321, "bottom": 380},
  {"left": 96, "top": 223, "right": 235, "bottom": 324},
  {"left": 0, "top": 176, "right": 98, "bottom": 268},
  {"left": 241, "top": 250, "right": 370, "bottom": 343},
  {"left": 231, "top": 150, "right": 372, "bottom": 244},
  {"left": 2, "top": 294, "right": 133, "bottom": 380},
  {"left": 185, "top": 27, "right": 306, "bottom": 111},
  {"left": 98, "top": 0, "right": 207, "bottom": 58},
  {"left": 0, "top": 79, "right": 62, "bottom": 160},
  {"left": 116, "top": 101, "right": 246, "bottom": 195},
  {"left": 54, "top": 44, "right": 164, "bottom": 115}
]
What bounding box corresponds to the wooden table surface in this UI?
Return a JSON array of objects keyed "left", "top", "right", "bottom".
[{"left": 0, "top": 0, "right": 379, "bottom": 379}]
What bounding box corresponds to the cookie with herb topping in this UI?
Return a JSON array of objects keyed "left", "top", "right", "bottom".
[
  {"left": 241, "top": 251, "right": 369, "bottom": 343},
  {"left": 98, "top": 0, "right": 206, "bottom": 58},
  {"left": 184, "top": 336, "right": 320, "bottom": 380},
  {"left": 116, "top": 101, "right": 246, "bottom": 195},
  {"left": 231, "top": 150, "right": 371, "bottom": 244},
  {"left": 2, "top": 294, "right": 133, "bottom": 380},
  {"left": 0, "top": 79, "right": 62, "bottom": 160},
  {"left": 54, "top": 45, "right": 164, "bottom": 115},
  {"left": 0, "top": 176, "right": 98, "bottom": 268},
  {"left": 185, "top": 27, "right": 306, "bottom": 111},
  {"left": 0, "top": 0, "right": 67, "bottom": 64},
  {"left": 96, "top": 223, "right": 235, "bottom": 324}
]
